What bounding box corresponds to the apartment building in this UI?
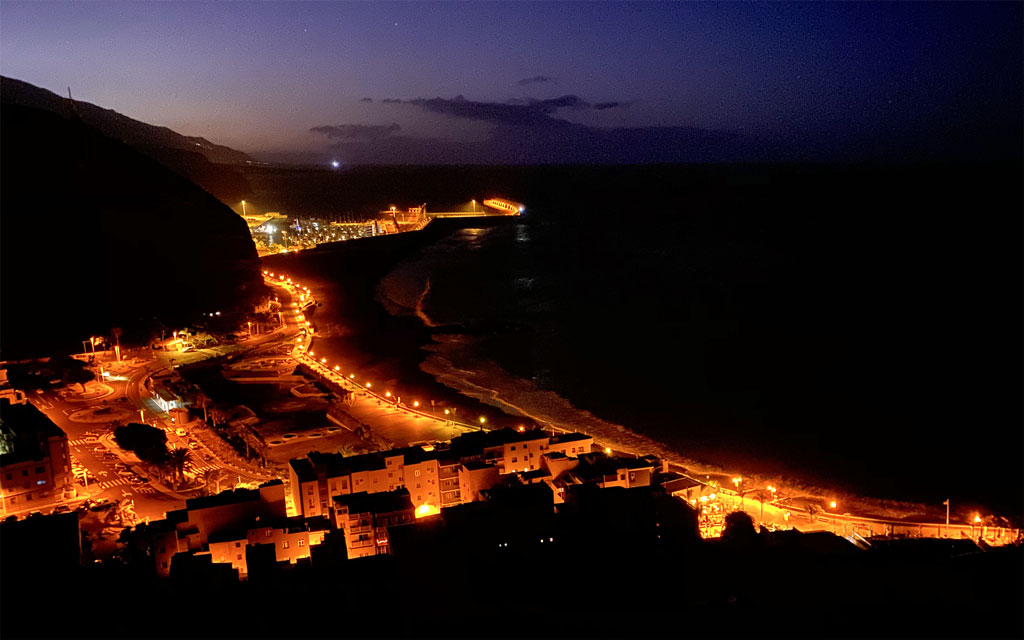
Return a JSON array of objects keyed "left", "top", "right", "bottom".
[{"left": 0, "top": 397, "right": 73, "bottom": 516}]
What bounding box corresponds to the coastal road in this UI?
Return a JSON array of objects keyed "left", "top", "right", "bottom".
[{"left": 266, "top": 273, "right": 1023, "bottom": 545}]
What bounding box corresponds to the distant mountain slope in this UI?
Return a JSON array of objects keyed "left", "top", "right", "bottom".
[
  {"left": 1, "top": 76, "right": 256, "bottom": 203},
  {"left": 1, "top": 76, "right": 254, "bottom": 164},
  {"left": 0, "top": 102, "right": 266, "bottom": 359}
]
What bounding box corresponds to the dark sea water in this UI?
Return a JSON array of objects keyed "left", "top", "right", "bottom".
[{"left": 262, "top": 164, "right": 1022, "bottom": 517}]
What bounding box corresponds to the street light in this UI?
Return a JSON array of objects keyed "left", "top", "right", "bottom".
[{"left": 242, "top": 200, "right": 246, "bottom": 216}]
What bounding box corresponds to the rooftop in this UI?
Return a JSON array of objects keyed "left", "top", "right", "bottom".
[
  {"left": 333, "top": 487, "right": 414, "bottom": 515},
  {"left": 0, "top": 398, "right": 65, "bottom": 465}
]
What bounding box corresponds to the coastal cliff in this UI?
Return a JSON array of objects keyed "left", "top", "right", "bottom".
[{"left": 0, "top": 102, "right": 266, "bottom": 358}]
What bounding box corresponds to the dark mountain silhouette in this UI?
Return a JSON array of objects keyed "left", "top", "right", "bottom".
[
  {"left": 0, "top": 101, "right": 266, "bottom": 359},
  {"left": 1, "top": 76, "right": 256, "bottom": 203}
]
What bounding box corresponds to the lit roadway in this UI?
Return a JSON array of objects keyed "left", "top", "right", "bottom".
[
  {"left": 24, "top": 291, "right": 307, "bottom": 523},
  {"left": 266, "top": 272, "right": 1020, "bottom": 546}
]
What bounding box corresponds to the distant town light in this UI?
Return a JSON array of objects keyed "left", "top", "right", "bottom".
[
  {"left": 331, "top": 160, "right": 340, "bottom": 168},
  {"left": 334, "top": 365, "right": 340, "bottom": 371},
  {"left": 479, "top": 417, "right": 486, "bottom": 424},
  {"left": 604, "top": 447, "right": 612, "bottom": 454},
  {"left": 974, "top": 515, "right": 982, "bottom": 523},
  {"left": 349, "top": 374, "right": 355, "bottom": 379},
  {"left": 385, "top": 391, "right": 391, "bottom": 397},
  {"left": 365, "top": 382, "right": 371, "bottom": 388},
  {"left": 829, "top": 500, "right": 837, "bottom": 509},
  {"left": 413, "top": 401, "right": 420, "bottom": 407},
  {"left": 444, "top": 409, "right": 450, "bottom": 415},
  {"left": 320, "top": 357, "right": 327, "bottom": 364}
]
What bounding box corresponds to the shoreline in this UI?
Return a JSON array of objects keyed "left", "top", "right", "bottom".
[{"left": 263, "top": 225, "right": 1022, "bottom": 527}]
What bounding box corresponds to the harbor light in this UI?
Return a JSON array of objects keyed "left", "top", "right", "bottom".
[
  {"left": 349, "top": 374, "right": 355, "bottom": 379},
  {"left": 334, "top": 365, "right": 340, "bottom": 371},
  {"left": 385, "top": 391, "right": 391, "bottom": 397},
  {"left": 604, "top": 447, "right": 612, "bottom": 454},
  {"left": 479, "top": 417, "right": 486, "bottom": 424},
  {"left": 320, "top": 357, "right": 327, "bottom": 364},
  {"left": 974, "top": 514, "right": 982, "bottom": 523},
  {"left": 444, "top": 409, "right": 450, "bottom": 415},
  {"left": 413, "top": 401, "right": 420, "bottom": 407},
  {"left": 829, "top": 500, "right": 837, "bottom": 509},
  {"left": 365, "top": 382, "right": 371, "bottom": 388}
]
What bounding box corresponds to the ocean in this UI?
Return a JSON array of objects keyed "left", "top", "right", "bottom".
[{"left": 258, "top": 164, "right": 1022, "bottom": 517}]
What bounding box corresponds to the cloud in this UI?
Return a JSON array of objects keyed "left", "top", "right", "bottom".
[
  {"left": 517, "top": 75, "right": 554, "bottom": 86},
  {"left": 309, "top": 123, "right": 401, "bottom": 142},
  {"left": 360, "top": 97, "right": 373, "bottom": 103},
  {"left": 593, "top": 101, "right": 628, "bottom": 110},
  {"left": 384, "top": 94, "right": 601, "bottom": 127}
]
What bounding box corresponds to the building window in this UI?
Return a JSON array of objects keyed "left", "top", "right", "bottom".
[
  {"left": 235, "top": 542, "right": 241, "bottom": 548},
  {"left": 414, "top": 470, "right": 421, "bottom": 477},
  {"left": 298, "top": 539, "right": 305, "bottom": 547},
  {"left": 307, "top": 486, "right": 314, "bottom": 494},
  {"left": 265, "top": 530, "right": 272, "bottom": 537},
  {"left": 511, "top": 446, "right": 516, "bottom": 451},
  {"left": 511, "top": 457, "right": 518, "bottom": 463},
  {"left": 283, "top": 541, "right": 290, "bottom": 549},
  {"left": 236, "top": 554, "right": 242, "bottom": 561},
  {"left": 4, "top": 472, "right": 11, "bottom": 480},
  {"left": 35, "top": 466, "right": 44, "bottom": 474},
  {"left": 416, "top": 483, "right": 421, "bottom": 489},
  {"left": 161, "top": 562, "right": 168, "bottom": 569},
  {"left": 21, "top": 470, "right": 28, "bottom": 477}
]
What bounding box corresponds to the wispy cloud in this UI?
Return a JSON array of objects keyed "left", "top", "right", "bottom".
[
  {"left": 309, "top": 123, "right": 401, "bottom": 141},
  {"left": 517, "top": 75, "right": 554, "bottom": 86},
  {"left": 380, "top": 94, "right": 625, "bottom": 127}
]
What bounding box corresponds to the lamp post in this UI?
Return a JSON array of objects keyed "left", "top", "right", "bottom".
[
  {"left": 471, "top": 199, "right": 476, "bottom": 212},
  {"left": 241, "top": 200, "right": 247, "bottom": 216},
  {"left": 943, "top": 499, "right": 950, "bottom": 538}
]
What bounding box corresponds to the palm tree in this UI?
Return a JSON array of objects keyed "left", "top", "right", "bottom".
[
  {"left": 337, "top": 444, "right": 359, "bottom": 457},
  {"left": 201, "top": 468, "right": 227, "bottom": 495},
  {"left": 166, "top": 447, "right": 191, "bottom": 486},
  {"left": 194, "top": 392, "right": 212, "bottom": 425}
]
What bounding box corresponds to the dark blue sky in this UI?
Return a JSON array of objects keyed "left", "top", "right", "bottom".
[{"left": 2, "top": 1, "right": 1020, "bottom": 164}]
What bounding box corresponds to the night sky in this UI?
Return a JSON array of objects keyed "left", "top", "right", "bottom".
[{"left": 2, "top": 1, "right": 1020, "bottom": 164}]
